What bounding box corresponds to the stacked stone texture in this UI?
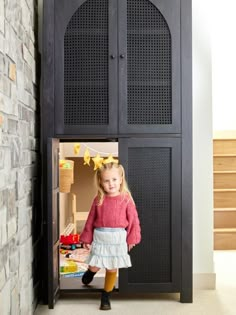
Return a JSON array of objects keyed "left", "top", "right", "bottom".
[{"left": 0, "top": 0, "right": 39, "bottom": 314}]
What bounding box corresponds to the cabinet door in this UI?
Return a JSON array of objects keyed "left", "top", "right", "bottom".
[
  {"left": 54, "top": 0, "right": 118, "bottom": 135},
  {"left": 119, "top": 138, "right": 181, "bottom": 292},
  {"left": 47, "top": 138, "right": 60, "bottom": 308},
  {"left": 119, "top": 0, "right": 181, "bottom": 134}
]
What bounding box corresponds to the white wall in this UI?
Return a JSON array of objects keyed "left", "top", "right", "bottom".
[
  {"left": 212, "top": 0, "right": 236, "bottom": 130},
  {"left": 192, "top": 0, "right": 214, "bottom": 279}
]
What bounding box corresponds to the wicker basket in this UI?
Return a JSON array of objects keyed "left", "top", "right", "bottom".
[{"left": 59, "top": 160, "right": 74, "bottom": 193}]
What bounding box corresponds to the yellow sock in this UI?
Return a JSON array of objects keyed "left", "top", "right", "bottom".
[{"left": 104, "top": 271, "right": 117, "bottom": 292}]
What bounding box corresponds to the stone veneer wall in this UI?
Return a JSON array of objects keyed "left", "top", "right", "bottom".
[{"left": 0, "top": 1, "right": 41, "bottom": 314}]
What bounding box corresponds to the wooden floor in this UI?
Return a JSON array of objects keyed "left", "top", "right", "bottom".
[{"left": 35, "top": 251, "right": 236, "bottom": 315}]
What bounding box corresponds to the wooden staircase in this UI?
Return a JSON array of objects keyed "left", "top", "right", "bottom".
[{"left": 213, "top": 138, "right": 236, "bottom": 250}]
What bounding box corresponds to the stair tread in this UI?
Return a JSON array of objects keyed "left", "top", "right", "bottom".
[
  {"left": 214, "top": 208, "right": 236, "bottom": 211},
  {"left": 214, "top": 154, "right": 236, "bottom": 157},
  {"left": 214, "top": 228, "right": 236, "bottom": 233},
  {"left": 213, "top": 138, "right": 236, "bottom": 140},
  {"left": 214, "top": 170, "right": 236, "bottom": 174},
  {"left": 214, "top": 189, "right": 236, "bottom": 192}
]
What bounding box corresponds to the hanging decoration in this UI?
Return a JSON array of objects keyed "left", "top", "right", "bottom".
[
  {"left": 103, "top": 154, "right": 119, "bottom": 165},
  {"left": 92, "top": 154, "right": 104, "bottom": 170},
  {"left": 74, "top": 143, "right": 118, "bottom": 171},
  {"left": 74, "top": 143, "right": 81, "bottom": 155},
  {"left": 83, "top": 148, "right": 91, "bottom": 166}
]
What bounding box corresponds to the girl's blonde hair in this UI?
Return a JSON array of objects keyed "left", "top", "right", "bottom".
[{"left": 95, "top": 162, "right": 133, "bottom": 205}]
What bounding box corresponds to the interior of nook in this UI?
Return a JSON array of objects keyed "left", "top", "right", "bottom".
[{"left": 59, "top": 141, "right": 119, "bottom": 290}]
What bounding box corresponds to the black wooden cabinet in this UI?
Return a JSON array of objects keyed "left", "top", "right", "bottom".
[
  {"left": 42, "top": 0, "right": 192, "bottom": 308},
  {"left": 54, "top": 0, "right": 180, "bottom": 135}
]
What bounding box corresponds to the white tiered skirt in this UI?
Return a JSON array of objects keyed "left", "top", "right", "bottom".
[{"left": 86, "top": 228, "right": 132, "bottom": 269}]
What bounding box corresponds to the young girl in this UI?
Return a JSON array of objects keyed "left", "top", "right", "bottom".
[{"left": 79, "top": 162, "right": 141, "bottom": 310}]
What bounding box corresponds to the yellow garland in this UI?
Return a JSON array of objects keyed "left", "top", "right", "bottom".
[{"left": 74, "top": 143, "right": 118, "bottom": 170}]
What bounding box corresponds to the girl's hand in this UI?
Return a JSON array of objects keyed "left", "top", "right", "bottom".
[
  {"left": 128, "top": 244, "right": 135, "bottom": 251},
  {"left": 83, "top": 243, "right": 91, "bottom": 250}
]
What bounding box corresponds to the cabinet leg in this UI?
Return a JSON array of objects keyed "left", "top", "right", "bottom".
[{"left": 180, "top": 288, "right": 193, "bottom": 303}]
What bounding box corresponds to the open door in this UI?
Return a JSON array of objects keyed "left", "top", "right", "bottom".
[{"left": 47, "top": 138, "right": 60, "bottom": 308}]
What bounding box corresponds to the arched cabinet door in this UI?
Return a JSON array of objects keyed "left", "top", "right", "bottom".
[
  {"left": 54, "top": 0, "right": 180, "bottom": 136},
  {"left": 118, "top": 0, "right": 181, "bottom": 134},
  {"left": 54, "top": 0, "right": 118, "bottom": 135}
]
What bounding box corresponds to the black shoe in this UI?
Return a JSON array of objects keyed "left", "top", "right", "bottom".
[
  {"left": 82, "top": 269, "right": 96, "bottom": 285},
  {"left": 100, "top": 290, "right": 111, "bottom": 310}
]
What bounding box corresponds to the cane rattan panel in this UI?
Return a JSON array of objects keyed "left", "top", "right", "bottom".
[
  {"left": 127, "top": 0, "right": 172, "bottom": 125},
  {"left": 64, "top": 0, "right": 109, "bottom": 125},
  {"left": 127, "top": 147, "right": 171, "bottom": 283}
]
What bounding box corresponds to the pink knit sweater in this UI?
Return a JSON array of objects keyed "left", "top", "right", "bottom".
[{"left": 79, "top": 194, "right": 141, "bottom": 245}]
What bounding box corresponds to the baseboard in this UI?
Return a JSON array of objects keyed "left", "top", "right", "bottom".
[{"left": 193, "top": 273, "right": 216, "bottom": 289}]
